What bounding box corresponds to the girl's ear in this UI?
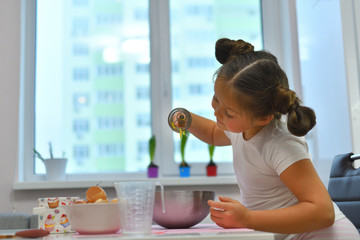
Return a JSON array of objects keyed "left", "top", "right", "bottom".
[{"left": 257, "top": 115, "right": 274, "bottom": 126}]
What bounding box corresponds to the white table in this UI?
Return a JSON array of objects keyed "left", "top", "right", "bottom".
[{"left": 0, "top": 224, "right": 275, "bottom": 239}]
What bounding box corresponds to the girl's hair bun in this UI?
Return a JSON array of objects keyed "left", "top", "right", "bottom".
[{"left": 215, "top": 38, "right": 254, "bottom": 64}]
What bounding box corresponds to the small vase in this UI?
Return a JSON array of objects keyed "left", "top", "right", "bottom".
[
  {"left": 179, "top": 163, "right": 190, "bottom": 177},
  {"left": 147, "top": 164, "right": 158, "bottom": 178},
  {"left": 206, "top": 164, "right": 217, "bottom": 177}
]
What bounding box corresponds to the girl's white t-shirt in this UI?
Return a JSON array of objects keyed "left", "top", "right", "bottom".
[{"left": 224, "top": 121, "right": 344, "bottom": 220}]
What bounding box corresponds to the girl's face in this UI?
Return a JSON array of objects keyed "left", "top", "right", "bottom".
[{"left": 212, "top": 80, "right": 266, "bottom": 139}]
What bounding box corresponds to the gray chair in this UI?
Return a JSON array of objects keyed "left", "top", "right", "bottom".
[
  {"left": 328, "top": 152, "right": 360, "bottom": 233},
  {"left": 0, "top": 213, "right": 38, "bottom": 230},
  {"left": 29, "top": 215, "right": 38, "bottom": 229}
]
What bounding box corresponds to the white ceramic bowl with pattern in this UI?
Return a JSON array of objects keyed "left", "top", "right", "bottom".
[{"left": 62, "top": 203, "right": 121, "bottom": 234}]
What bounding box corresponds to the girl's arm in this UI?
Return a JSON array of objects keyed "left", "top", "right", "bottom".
[
  {"left": 208, "top": 159, "right": 335, "bottom": 233},
  {"left": 188, "top": 112, "right": 231, "bottom": 146}
]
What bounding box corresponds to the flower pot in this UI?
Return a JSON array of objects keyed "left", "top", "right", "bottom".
[
  {"left": 179, "top": 166, "right": 190, "bottom": 177},
  {"left": 43, "top": 158, "right": 67, "bottom": 181},
  {"left": 147, "top": 165, "right": 158, "bottom": 178},
  {"left": 206, "top": 165, "right": 217, "bottom": 177}
]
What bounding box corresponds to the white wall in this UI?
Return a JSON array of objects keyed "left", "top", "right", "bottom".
[{"left": 0, "top": 0, "right": 21, "bottom": 213}]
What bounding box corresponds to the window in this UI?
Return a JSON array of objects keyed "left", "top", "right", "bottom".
[
  {"left": 73, "top": 0, "right": 89, "bottom": 7},
  {"left": 98, "top": 144, "right": 124, "bottom": 157},
  {"left": 22, "top": 0, "right": 263, "bottom": 181},
  {"left": 97, "top": 64, "right": 123, "bottom": 77},
  {"left": 188, "top": 84, "right": 209, "bottom": 95},
  {"left": 97, "top": 117, "right": 123, "bottom": 130},
  {"left": 168, "top": 0, "right": 262, "bottom": 172},
  {"left": 18, "top": 0, "right": 360, "bottom": 189},
  {"left": 136, "top": 87, "right": 149, "bottom": 100},
  {"left": 97, "top": 90, "right": 123, "bottom": 103},
  {"left": 187, "top": 57, "right": 215, "bottom": 69},
  {"left": 97, "top": 14, "right": 122, "bottom": 25},
  {"left": 73, "top": 67, "right": 89, "bottom": 81},
  {"left": 73, "top": 119, "right": 89, "bottom": 136},
  {"left": 136, "top": 63, "right": 149, "bottom": 74},
  {"left": 136, "top": 113, "right": 150, "bottom": 127},
  {"left": 72, "top": 17, "right": 89, "bottom": 36},
  {"left": 73, "top": 44, "right": 89, "bottom": 56},
  {"left": 73, "top": 145, "right": 89, "bottom": 166},
  {"left": 33, "top": 0, "right": 150, "bottom": 177},
  {"left": 295, "top": 0, "right": 354, "bottom": 185},
  {"left": 73, "top": 93, "right": 90, "bottom": 111}
]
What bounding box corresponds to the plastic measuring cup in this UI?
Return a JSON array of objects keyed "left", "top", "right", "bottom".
[{"left": 114, "top": 181, "right": 163, "bottom": 235}]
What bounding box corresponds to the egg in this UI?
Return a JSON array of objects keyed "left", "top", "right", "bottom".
[{"left": 86, "top": 186, "right": 108, "bottom": 203}]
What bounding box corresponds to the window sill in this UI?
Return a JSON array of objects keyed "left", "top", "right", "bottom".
[{"left": 13, "top": 176, "right": 237, "bottom": 190}]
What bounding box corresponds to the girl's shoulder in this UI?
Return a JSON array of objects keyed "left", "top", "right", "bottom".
[
  {"left": 263, "top": 122, "right": 307, "bottom": 150},
  {"left": 261, "top": 122, "right": 311, "bottom": 173}
]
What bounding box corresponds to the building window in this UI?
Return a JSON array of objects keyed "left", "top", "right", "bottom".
[
  {"left": 73, "top": 145, "right": 89, "bottom": 165},
  {"left": 73, "top": 44, "right": 89, "bottom": 56},
  {"left": 97, "top": 14, "right": 122, "bottom": 25},
  {"left": 73, "top": 0, "right": 89, "bottom": 7},
  {"left": 135, "top": 63, "right": 149, "bottom": 73},
  {"left": 136, "top": 113, "right": 150, "bottom": 127},
  {"left": 97, "top": 90, "right": 123, "bottom": 103},
  {"left": 97, "top": 117, "right": 123, "bottom": 130},
  {"left": 73, "top": 93, "right": 89, "bottom": 111},
  {"left": 187, "top": 57, "right": 215, "bottom": 69},
  {"left": 136, "top": 87, "right": 149, "bottom": 100},
  {"left": 134, "top": 8, "right": 148, "bottom": 21},
  {"left": 98, "top": 144, "right": 124, "bottom": 157},
  {"left": 97, "top": 64, "right": 123, "bottom": 77},
  {"left": 186, "top": 5, "right": 213, "bottom": 21},
  {"left": 137, "top": 141, "right": 147, "bottom": 155},
  {"left": 73, "top": 67, "right": 89, "bottom": 81},
  {"left": 73, "top": 119, "right": 89, "bottom": 136},
  {"left": 72, "top": 17, "right": 89, "bottom": 36}
]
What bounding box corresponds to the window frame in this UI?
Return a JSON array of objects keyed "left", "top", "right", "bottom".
[
  {"left": 19, "top": 0, "right": 287, "bottom": 182},
  {"left": 339, "top": 0, "right": 360, "bottom": 153}
]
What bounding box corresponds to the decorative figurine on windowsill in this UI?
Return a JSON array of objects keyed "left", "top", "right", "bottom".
[
  {"left": 179, "top": 131, "right": 190, "bottom": 177},
  {"left": 206, "top": 144, "right": 217, "bottom": 176},
  {"left": 147, "top": 135, "right": 158, "bottom": 178}
]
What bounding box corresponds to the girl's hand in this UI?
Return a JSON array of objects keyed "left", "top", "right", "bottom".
[{"left": 208, "top": 196, "right": 251, "bottom": 229}]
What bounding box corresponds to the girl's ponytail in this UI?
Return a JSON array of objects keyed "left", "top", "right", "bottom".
[{"left": 273, "top": 87, "right": 316, "bottom": 136}]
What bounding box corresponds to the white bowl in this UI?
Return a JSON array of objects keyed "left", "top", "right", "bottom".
[{"left": 62, "top": 203, "right": 121, "bottom": 234}]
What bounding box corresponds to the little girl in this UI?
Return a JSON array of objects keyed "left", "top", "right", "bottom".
[{"left": 181, "top": 38, "right": 359, "bottom": 239}]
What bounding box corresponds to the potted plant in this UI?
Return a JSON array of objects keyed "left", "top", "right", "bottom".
[
  {"left": 179, "top": 131, "right": 190, "bottom": 177},
  {"left": 34, "top": 142, "right": 67, "bottom": 181},
  {"left": 147, "top": 135, "right": 158, "bottom": 178},
  {"left": 206, "top": 144, "right": 217, "bottom": 176}
]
